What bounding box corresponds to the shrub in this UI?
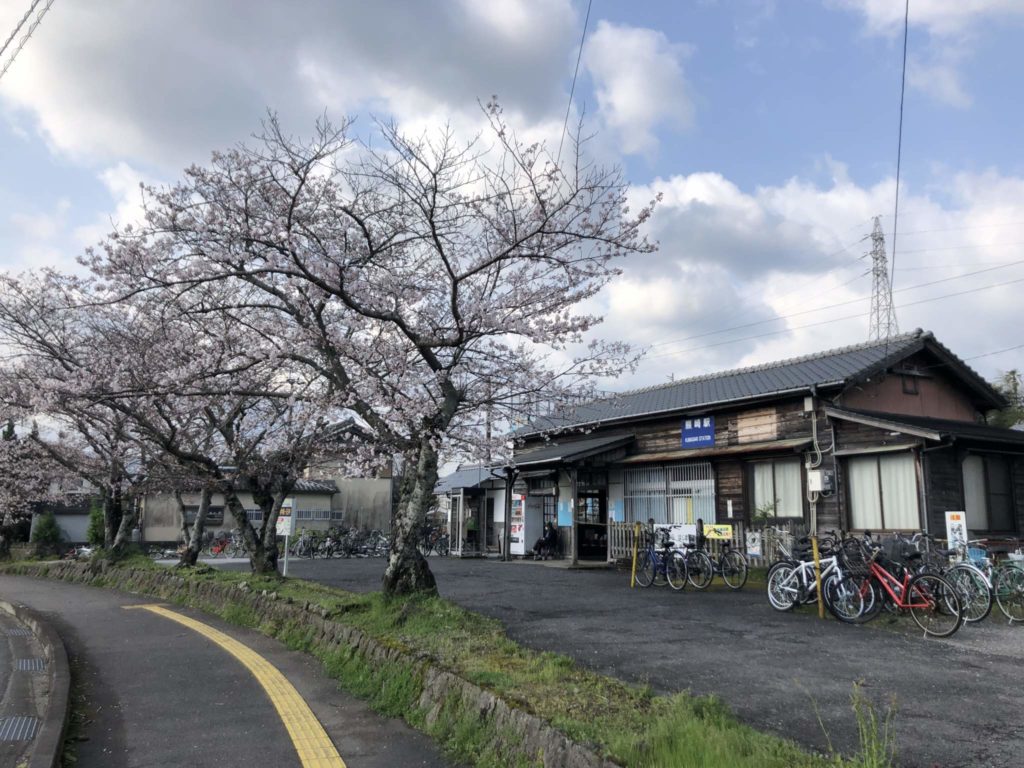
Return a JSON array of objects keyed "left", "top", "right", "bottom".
[{"left": 31, "top": 511, "right": 62, "bottom": 555}]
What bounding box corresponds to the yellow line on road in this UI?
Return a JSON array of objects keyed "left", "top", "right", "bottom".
[{"left": 124, "top": 603, "right": 345, "bottom": 767}]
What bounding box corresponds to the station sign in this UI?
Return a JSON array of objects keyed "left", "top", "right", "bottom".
[{"left": 681, "top": 416, "right": 715, "bottom": 448}]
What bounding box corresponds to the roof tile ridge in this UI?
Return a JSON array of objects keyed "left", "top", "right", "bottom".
[{"left": 599, "top": 329, "right": 925, "bottom": 401}]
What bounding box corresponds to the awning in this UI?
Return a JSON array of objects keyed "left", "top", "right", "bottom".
[
  {"left": 618, "top": 437, "right": 812, "bottom": 464},
  {"left": 513, "top": 434, "right": 634, "bottom": 468}
]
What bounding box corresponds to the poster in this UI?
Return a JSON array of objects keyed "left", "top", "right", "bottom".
[
  {"left": 704, "top": 523, "right": 733, "bottom": 540},
  {"left": 745, "top": 530, "right": 763, "bottom": 557},
  {"left": 945, "top": 511, "right": 968, "bottom": 550}
]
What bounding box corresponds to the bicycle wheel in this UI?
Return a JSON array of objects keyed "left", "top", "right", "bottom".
[
  {"left": 824, "top": 575, "right": 866, "bottom": 623},
  {"left": 666, "top": 551, "right": 688, "bottom": 591},
  {"left": 686, "top": 551, "right": 714, "bottom": 590},
  {"left": 945, "top": 564, "right": 993, "bottom": 623},
  {"left": 766, "top": 563, "right": 799, "bottom": 610},
  {"left": 907, "top": 573, "right": 963, "bottom": 638},
  {"left": 652, "top": 553, "right": 669, "bottom": 587},
  {"left": 634, "top": 551, "right": 655, "bottom": 588},
  {"left": 720, "top": 550, "right": 749, "bottom": 590},
  {"left": 993, "top": 566, "right": 1024, "bottom": 623}
]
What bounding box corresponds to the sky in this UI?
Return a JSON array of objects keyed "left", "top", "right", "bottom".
[{"left": 2, "top": 0, "right": 1024, "bottom": 394}]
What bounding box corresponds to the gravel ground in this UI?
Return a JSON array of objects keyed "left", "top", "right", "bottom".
[{"left": 225, "top": 555, "right": 1024, "bottom": 768}]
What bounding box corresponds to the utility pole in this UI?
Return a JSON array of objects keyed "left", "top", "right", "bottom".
[{"left": 867, "top": 216, "right": 899, "bottom": 341}]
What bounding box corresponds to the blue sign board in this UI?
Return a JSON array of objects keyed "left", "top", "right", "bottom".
[
  {"left": 681, "top": 416, "right": 715, "bottom": 448},
  {"left": 557, "top": 500, "right": 573, "bottom": 527}
]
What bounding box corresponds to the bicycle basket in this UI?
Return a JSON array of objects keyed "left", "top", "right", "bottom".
[
  {"left": 837, "top": 539, "right": 871, "bottom": 576},
  {"left": 967, "top": 547, "right": 989, "bottom": 567}
]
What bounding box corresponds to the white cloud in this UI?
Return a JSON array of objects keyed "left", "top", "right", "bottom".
[
  {"left": 834, "top": 0, "right": 1024, "bottom": 38},
  {"left": 584, "top": 21, "right": 694, "bottom": 156},
  {"left": 591, "top": 165, "right": 1024, "bottom": 389},
  {"left": 0, "top": 0, "right": 578, "bottom": 171},
  {"left": 831, "top": 0, "right": 1024, "bottom": 108}
]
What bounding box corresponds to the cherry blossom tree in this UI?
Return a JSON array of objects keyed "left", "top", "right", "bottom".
[{"left": 85, "top": 105, "right": 656, "bottom": 594}]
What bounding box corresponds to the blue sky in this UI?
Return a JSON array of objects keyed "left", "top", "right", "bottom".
[{"left": 2, "top": 0, "right": 1024, "bottom": 389}]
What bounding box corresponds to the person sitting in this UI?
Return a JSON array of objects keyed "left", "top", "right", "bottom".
[{"left": 532, "top": 522, "right": 559, "bottom": 560}]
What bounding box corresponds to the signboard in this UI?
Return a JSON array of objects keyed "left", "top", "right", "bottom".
[
  {"left": 745, "top": 530, "right": 763, "bottom": 557},
  {"left": 275, "top": 497, "right": 295, "bottom": 537},
  {"left": 703, "top": 523, "right": 733, "bottom": 540},
  {"left": 557, "top": 499, "right": 573, "bottom": 527},
  {"left": 681, "top": 416, "right": 715, "bottom": 448},
  {"left": 945, "top": 511, "right": 968, "bottom": 550},
  {"left": 653, "top": 523, "right": 697, "bottom": 550}
]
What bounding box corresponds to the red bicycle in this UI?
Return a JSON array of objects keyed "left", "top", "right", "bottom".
[{"left": 853, "top": 541, "right": 963, "bottom": 637}]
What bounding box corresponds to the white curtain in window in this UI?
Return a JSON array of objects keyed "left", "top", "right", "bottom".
[
  {"left": 753, "top": 463, "right": 775, "bottom": 514},
  {"left": 879, "top": 453, "right": 919, "bottom": 529},
  {"left": 774, "top": 460, "right": 802, "bottom": 517},
  {"left": 962, "top": 455, "right": 987, "bottom": 531},
  {"left": 848, "top": 457, "right": 882, "bottom": 530}
]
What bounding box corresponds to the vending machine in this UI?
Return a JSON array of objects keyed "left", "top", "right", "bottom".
[{"left": 510, "top": 495, "right": 544, "bottom": 556}]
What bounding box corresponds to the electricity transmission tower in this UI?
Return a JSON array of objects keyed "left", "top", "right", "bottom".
[{"left": 867, "top": 216, "right": 899, "bottom": 340}]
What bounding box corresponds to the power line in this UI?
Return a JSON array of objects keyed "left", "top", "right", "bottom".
[
  {"left": 888, "top": 0, "right": 910, "bottom": 302},
  {"left": 0, "top": 0, "right": 55, "bottom": 83},
  {"left": 556, "top": 0, "right": 592, "bottom": 166},
  {"left": 646, "top": 257, "right": 1024, "bottom": 352},
  {"left": 642, "top": 272, "right": 1024, "bottom": 362},
  {"left": 964, "top": 343, "right": 1024, "bottom": 363},
  {"left": 0, "top": 0, "right": 41, "bottom": 61}
]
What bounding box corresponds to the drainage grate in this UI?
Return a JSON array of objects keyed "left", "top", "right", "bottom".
[
  {"left": 4, "top": 628, "right": 32, "bottom": 637},
  {"left": 0, "top": 716, "right": 39, "bottom": 741},
  {"left": 16, "top": 658, "right": 46, "bottom": 672}
]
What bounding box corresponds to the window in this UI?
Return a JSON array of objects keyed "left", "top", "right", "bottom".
[
  {"left": 246, "top": 509, "right": 263, "bottom": 523},
  {"left": 542, "top": 497, "right": 557, "bottom": 527},
  {"left": 901, "top": 375, "right": 919, "bottom": 395},
  {"left": 963, "top": 455, "right": 1016, "bottom": 532},
  {"left": 623, "top": 463, "right": 715, "bottom": 524},
  {"left": 576, "top": 493, "right": 604, "bottom": 524},
  {"left": 847, "top": 452, "right": 919, "bottom": 530},
  {"left": 183, "top": 505, "right": 224, "bottom": 525},
  {"left": 750, "top": 459, "right": 802, "bottom": 518}
]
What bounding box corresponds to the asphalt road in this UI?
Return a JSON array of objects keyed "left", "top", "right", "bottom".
[
  {"left": 0, "top": 575, "right": 452, "bottom": 768},
  {"left": 257, "top": 555, "right": 1024, "bottom": 768}
]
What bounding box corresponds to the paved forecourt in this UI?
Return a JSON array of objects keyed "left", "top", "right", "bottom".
[{"left": 261, "top": 555, "right": 1024, "bottom": 768}]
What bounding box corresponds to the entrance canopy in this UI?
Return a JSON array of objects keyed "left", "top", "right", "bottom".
[
  {"left": 513, "top": 433, "right": 634, "bottom": 468},
  {"left": 618, "top": 437, "right": 812, "bottom": 464}
]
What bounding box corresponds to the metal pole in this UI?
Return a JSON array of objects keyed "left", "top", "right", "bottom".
[
  {"left": 283, "top": 534, "right": 290, "bottom": 577},
  {"left": 812, "top": 536, "right": 824, "bottom": 619},
  {"left": 630, "top": 522, "right": 640, "bottom": 588}
]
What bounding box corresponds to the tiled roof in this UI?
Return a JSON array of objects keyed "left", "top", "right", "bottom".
[
  {"left": 519, "top": 329, "right": 1002, "bottom": 436},
  {"left": 292, "top": 478, "right": 338, "bottom": 494}
]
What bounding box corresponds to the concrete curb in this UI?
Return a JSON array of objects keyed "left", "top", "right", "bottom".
[{"left": 0, "top": 599, "right": 71, "bottom": 768}]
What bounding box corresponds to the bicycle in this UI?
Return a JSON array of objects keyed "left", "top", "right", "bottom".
[
  {"left": 766, "top": 545, "right": 865, "bottom": 622},
  {"left": 634, "top": 529, "right": 688, "bottom": 590},
  {"left": 700, "top": 538, "right": 749, "bottom": 590},
  {"left": 853, "top": 539, "right": 964, "bottom": 637}
]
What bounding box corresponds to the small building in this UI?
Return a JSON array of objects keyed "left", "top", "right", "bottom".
[
  {"left": 434, "top": 465, "right": 506, "bottom": 557},
  {"left": 140, "top": 478, "right": 339, "bottom": 544},
  {"left": 510, "top": 329, "right": 1023, "bottom": 562}
]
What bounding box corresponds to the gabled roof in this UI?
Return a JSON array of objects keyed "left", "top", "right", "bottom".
[{"left": 519, "top": 329, "right": 1005, "bottom": 437}]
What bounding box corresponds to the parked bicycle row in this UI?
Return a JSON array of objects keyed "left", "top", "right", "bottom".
[
  {"left": 765, "top": 528, "right": 1024, "bottom": 638},
  {"left": 632, "top": 525, "right": 750, "bottom": 591},
  {"left": 288, "top": 526, "right": 391, "bottom": 559}
]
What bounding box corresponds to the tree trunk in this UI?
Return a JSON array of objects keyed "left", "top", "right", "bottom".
[
  {"left": 110, "top": 495, "right": 137, "bottom": 554},
  {"left": 224, "top": 492, "right": 279, "bottom": 576},
  {"left": 382, "top": 437, "right": 438, "bottom": 596},
  {"left": 178, "top": 488, "right": 211, "bottom": 567}
]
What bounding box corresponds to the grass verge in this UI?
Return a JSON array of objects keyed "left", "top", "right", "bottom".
[{"left": 5, "top": 557, "right": 891, "bottom": 768}]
